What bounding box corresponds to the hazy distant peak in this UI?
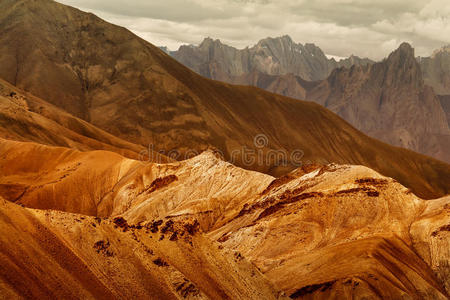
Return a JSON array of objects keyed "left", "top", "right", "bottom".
[
  {"left": 387, "top": 42, "right": 416, "bottom": 63},
  {"left": 398, "top": 42, "right": 414, "bottom": 52},
  {"left": 159, "top": 46, "right": 171, "bottom": 54},
  {"left": 258, "top": 35, "right": 294, "bottom": 44},
  {"left": 431, "top": 44, "right": 450, "bottom": 57},
  {"left": 199, "top": 37, "right": 225, "bottom": 48}
]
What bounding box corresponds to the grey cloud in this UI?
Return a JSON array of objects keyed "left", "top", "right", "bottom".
[
  {"left": 288, "top": 0, "right": 427, "bottom": 26},
  {"left": 57, "top": 0, "right": 450, "bottom": 60},
  {"left": 57, "top": 0, "right": 255, "bottom": 22}
]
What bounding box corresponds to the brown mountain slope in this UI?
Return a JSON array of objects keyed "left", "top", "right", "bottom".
[
  {"left": 0, "top": 78, "right": 170, "bottom": 162},
  {"left": 0, "top": 0, "right": 450, "bottom": 199},
  {"left": 207, "top": 165, "right": 449, "bottom": 299},
  {"left": 229, "top": 71, "right": 319, "bottom": 101},
  {"left": 0, "top": 198, "right": 286, "bottom": 299},
  {"left": 0, "top": 141, "right": 448, "bottom": 298}
]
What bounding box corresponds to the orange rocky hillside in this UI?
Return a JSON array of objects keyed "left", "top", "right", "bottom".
[
  {"left": 0, "top": 78, "right": 169, "bottom": 162},
  {"left": 0, "top": 139, "right": 448, "bottom": 299}
]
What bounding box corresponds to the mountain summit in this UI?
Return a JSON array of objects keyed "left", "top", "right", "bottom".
[{"left": 172, "top": 37, "right": 450, "bottom": 163}]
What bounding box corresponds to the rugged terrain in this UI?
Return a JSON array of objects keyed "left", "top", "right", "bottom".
[
  {"left": 172, "top": 38, "right": 450, "bottom": 164},
  {"left": 439, "top": 95, "right": 450, "bottom": 127},
  {"left": 0, "top": 0, "right": 449, "bottom": 200},
  {"left": 172, "top": 36, "right": 373, "bottom": 82},
  {"left": 0, "top": 197, "right": 285, "bottom": 299},
  {"left": 0, "top": 139, "right": 448, "bottom": 299}
]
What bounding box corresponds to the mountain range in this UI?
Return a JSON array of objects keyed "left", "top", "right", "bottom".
[
  {"left": 0, "top": 0, "right": 449, "bottom": 299},
  {"left": 169, "top": 37, "right": 450, "bottom": 163},
  {"left": 172, "top": 36, "right": 373, "bottom": 82}
]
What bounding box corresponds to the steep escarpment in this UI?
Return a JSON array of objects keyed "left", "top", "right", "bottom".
[{"left": 0, "top": 0, "right": 449, "bottom": 199}]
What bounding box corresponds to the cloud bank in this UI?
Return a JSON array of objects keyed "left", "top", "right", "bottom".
[{"left": 57, "top": 0, "right": 450, "bottom": 60}]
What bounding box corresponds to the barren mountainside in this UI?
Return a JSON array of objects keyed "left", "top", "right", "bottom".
[
  {"left": 0, "top": 0, "right": 449, "bottom": 199},
  {"left": 0, "top": 139, "right": 448, "bottom": 299},
  {"left": 0, "top": 78, "right": 171, "bottom": 162},
  {"left": 0, "top": 197, "right": 286, "bottom": 299}
]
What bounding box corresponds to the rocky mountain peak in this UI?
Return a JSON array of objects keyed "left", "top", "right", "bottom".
[
  {"left": 385, "top": 42, "right": 423, "bottom": 87},
  {"left": 199, "top": 37, "right": 224, "bottom": 49},
  {"left": 387, "top": 42, "right": 415, "bottom": 62},
  {"left": 257, "top": 35, "right": 294, "bottom": 46}
]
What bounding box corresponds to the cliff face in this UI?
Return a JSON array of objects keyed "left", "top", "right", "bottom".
[
  {"left": 172, "top": 35, "right": 373, "bottom": 82},
  {"left": 306, "top": 43, "right": 450, "bottom": 163},
  {"left": 420, "top": 45, "right": 450, "bottom": 95}
]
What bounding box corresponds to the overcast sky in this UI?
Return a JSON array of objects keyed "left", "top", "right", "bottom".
[{"left": 57, "top": 0, "right": 450, "bottom": 60}]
